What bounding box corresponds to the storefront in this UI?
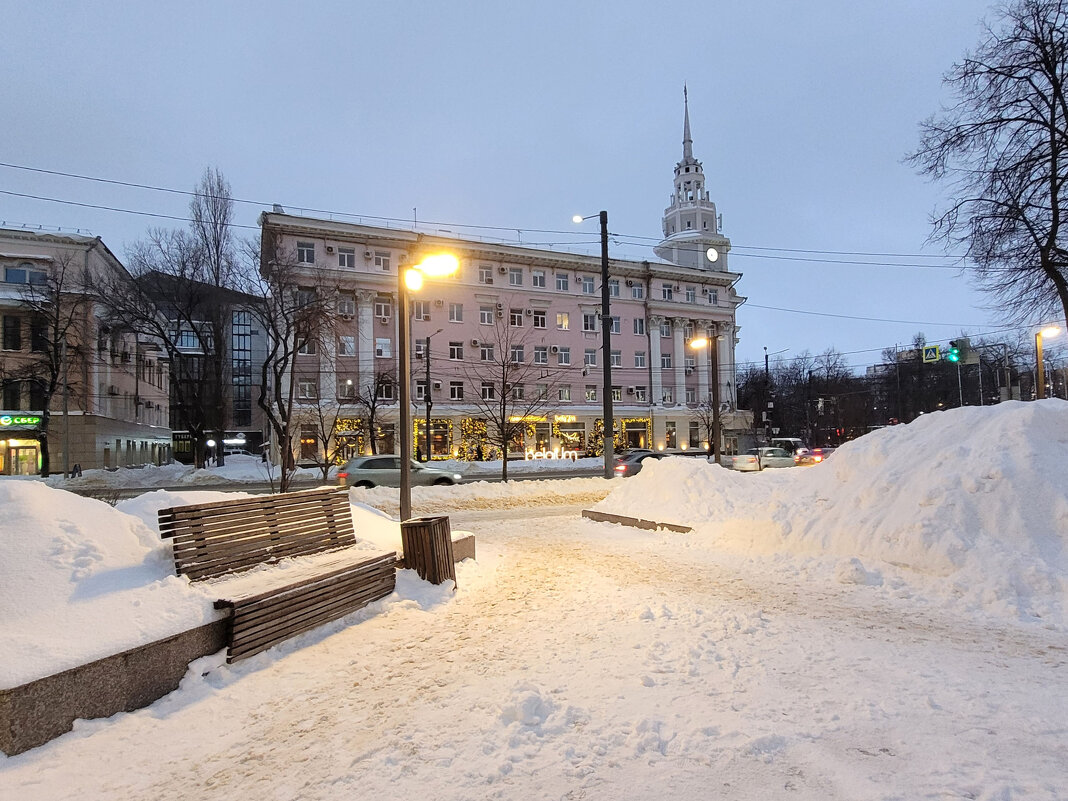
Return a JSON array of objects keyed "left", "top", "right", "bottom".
[{"left": 0, "top": 413, "right": 43, "bottom": 475}]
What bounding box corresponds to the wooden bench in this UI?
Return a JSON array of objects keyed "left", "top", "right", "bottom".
[{"left": 157, "top": 487, "right": 397, "bottom": 663}]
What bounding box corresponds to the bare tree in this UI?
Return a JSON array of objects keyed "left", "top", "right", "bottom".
[
  {"left": 908, "top": 0, "right": 1068, "bottom": 327},
  {"left": 349, "top": 369, "right": 397, "bottom": 456},
  {"left": 11, "top": 251, "right": 94, "bottom": 476},
  {"left": 460, "top": 308, "right": 560, "bottom": 481}
]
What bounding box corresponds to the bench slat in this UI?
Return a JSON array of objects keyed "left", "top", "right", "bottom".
[
  {"left": 159, "top": 497, "right": 353, "bottom": 537},
  {"left": 157, "top": 487, "right": 345, "bottom": 523}
]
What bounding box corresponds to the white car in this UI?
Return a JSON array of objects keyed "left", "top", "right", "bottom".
[{"left": 731, "top": 447, "right": 796, "bottom": 472}]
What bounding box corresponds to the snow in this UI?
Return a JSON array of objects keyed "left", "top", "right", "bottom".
[{"left": 1, "top": 400, "right": 1067, "bottom": 798}]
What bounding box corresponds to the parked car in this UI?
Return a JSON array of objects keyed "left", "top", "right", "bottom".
[
  {"left": 613, "top": 450, "right": 666, "bottom": 477},
  {"left": 796, "top": 446, "right": 836, "bottom": 466},
  {"left": 337, "top": 455, "right": 463, "bottom": 488},
  {"left": 770, "top": 437, "right": 808, "bottom": 457},
  {"left": 731, "top": 447, "right": 796, "bottom": 472}
]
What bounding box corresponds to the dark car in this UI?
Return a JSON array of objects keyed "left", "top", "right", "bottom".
[
  {"left": 797, "top": 446, "right": 836, "bottom": 466},
  {"left": 613, "top": 450, "right": 665, "bottom": 477}
]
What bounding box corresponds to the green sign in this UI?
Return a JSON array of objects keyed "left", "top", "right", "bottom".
[{"left": 0, "top": 415, "right": 42, "bottom": 427}]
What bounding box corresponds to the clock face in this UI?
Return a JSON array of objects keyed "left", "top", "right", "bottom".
[{"left": 706, "top": 247, "right": 719, "bottom": 263}]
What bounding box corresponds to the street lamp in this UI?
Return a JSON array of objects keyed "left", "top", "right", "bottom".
[
  {"left": 573, "top": 210, "right": 614, "bottom": 478},
  {"left": 1035, "top": 325, "right": 1060, "bottom": 400},
  {"left": 399, "top": 253, "right": 459, "bottom": 521},
  {"left": 689, "top": 332, "right": 722, "bottom": 465},
  {"left": 423, "top": 328, "right": 444, "bottom": 462}
]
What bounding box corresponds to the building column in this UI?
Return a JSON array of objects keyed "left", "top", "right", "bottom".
[
  {"left": 721, "top": 322, "right": 737, "bottom": 408},
  {"left": 357, "top": 290, "right": 377, "bottom": 397},
  {"left": 695, "top": 318, "right": 711, "bottom": 401},
  {"left": 672, "top": 317, "right": 688, "bottom": 404},
  {"left": 649, "top": 315, "right": 664, "bottom": 406}
]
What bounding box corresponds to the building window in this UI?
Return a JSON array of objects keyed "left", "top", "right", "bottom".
[
  {"left": 338, "top": 380, "right": 356, "bottom": 399},
  {"left": 374, "top": 300, "right": 391, "bottom": 319},
  {"left": 478, "top": 265, "right": 493, "bottom": 284},
  {"left": 449, "top": 341, "right": 464, "bottom": 360},
  {"left": 337, "top": 293, "right": 356, "bottom": 316},
  {"left": 509, "top": 267, "right": 523, "bottom": 287},
  {"left": 685, "top": 287, "right": 696, "bottom": 303},
  {"left": 510, "top": 345, "right": 524, "bottom": 363},
  {"left": 2, "top": 316, "right": 22, "bottom": 350},
  {"left": 610, "top": 350, "right": 621, "bottom": 367},
  {"left": 635, "top": 386, "right": 647, "bottom": 402},
  {"left": 412, "top": 300, "right": 429, "bottom": 320},
  {"left": 536, "top": 383, "right": 548, "bottom": 399},
  {"left": 532, "top": 310, "right": 546, "bottom": 328},
  {"left": 584, "top": 349, "right": 597, "bottom": 366},
  {"left": 296, "top": 287, "right": 317, "bottom": 308},
  {"left": 557, "top": 312, "right": 570, "bottom": 330},
  {"left": 376, "top": 381, "right": 395, "bottom": 400},
  {"left": 633, "top": 318, "right": 646, "bottom": 336},
  {"left": 449, "top": 303, "right": 463, "bottom": 322},
  {"left": 374, "top": 251, "right": 391, "bottom": 272},
  {"left": 660, "top": 322, "right": 671, "bottom": 338},
  {"left": 297, "top": 242, "right": 315, "bottom": 264},
  {"left": 510, "top": 309, "right": 523, "bottom": 326},
  {"left": 450, "top": 381, "right": 464, "bottom": 400},
  {"left": 663, "top": 388, "right": 674, "bottom": 404},
  {"left": 556, "top": 273, "right": 569, "bottom": 291},
  {"left": 481, "top": 382, "right": 495, "bottom": 400},
  {"left": 414, "top": 339, "right": 425, "bottom": 359},
  {"left": 631, "top": 283, "right": 645, "bottom": 299},
  {"left": 634, "top": 351, "right": 646, "bottom": 368},
  {"left": 689, "top": 421, "right": 700, "bottom": 445},
  {"left": 558, "top": 385, "right": 571, "bottom": 401},
  {"left": 585, "top": 385, "right": 597, "bottom": 401},
  {"left": 480, "top": 305, "right": 493, "bottom": 324},
  {"left": 662, "top": 284, "right": 674, "bottom": 301},
  {"left": 708, "top": 289, "right": 718, "bottom": 305},
  {"left": 610, "top": 317, "right": 621, "bottom": 334},
  {"left": 338, "top": 336, "right": 356, "bottom": 356},
  {"left": 480, "top": 343, "right": 495, "bottom": 361},
  {"left": 30, "top": 319, "right": 47, "bottom": 352},
  {"left": 665, "top": 422, "right": 677, "bottom": 448},
  {"left": 557, "top": 347, "right": 570, "bottom": 366},
  {"left": 685, "top": 387, "right": 696, "bottom": 403},
  {"left": 609, "top": 279, "right": 619, "bottom": 298},
  {"left": 534, "top": 346, "right": 548, "bottom": 365},
  {"left": 661, "top": 353, "right": 672, "bottom": 369},
  {"left": 176, "top": 328, "right": 199, "bottom": 350},
  {"left": 297, "top": 379, "right": 317, "bottom": 399},
  {"left": 338, "top": 248, "right": 356, "bottom": 268},
  {"left": 297, "top": 338, "right": 317, "bottom": 355},
  {"left": 415, "top": 380, "right": 428, "bottom": 401},
  {"left": 375, "top": 338, "right": 392, "bottom": 358},
  {"left": 582, "top": 313, "right": 597, "bottom": 332},
  {"left": 612, "top": 386, "right": 622, "bottom": 402},
  {"left": 581, "top": 276, "right": 595, "bottom": 294},
  {"left": 512, "top": 383, "right": 525, "bottom": 400},
  {"left": 684, "top": 355, "right": 696, "bottom": 368}
]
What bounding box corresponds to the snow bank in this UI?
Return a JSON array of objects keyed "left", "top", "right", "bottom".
[
  {"left": 595, "top": 400, "right": 1068, "bottom": 626},
  {"left": 0, "top": 483, "right": 223, "bottom": 688}
]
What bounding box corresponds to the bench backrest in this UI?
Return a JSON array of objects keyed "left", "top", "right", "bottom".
[{"left": 157, "top": 487, "right": 357, "bottom": 581}]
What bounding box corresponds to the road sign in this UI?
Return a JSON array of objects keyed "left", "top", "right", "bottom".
[{"left": 922, "top": 345, "right": 940, "bottom": 363}]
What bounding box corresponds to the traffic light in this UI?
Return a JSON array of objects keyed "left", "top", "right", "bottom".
[{"left": 946, "top": 341, "right": 961, "bottom": 363}]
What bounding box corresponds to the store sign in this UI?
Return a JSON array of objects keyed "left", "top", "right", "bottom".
[
  {"left": 524, "top": 448, "right": 580, "bottom": 462},
  {"left": 508, "top": 415, "right": 547, "bottom": 423},
  {"left": 0, "top": 415, "right": 42, "bottom": 427},
  {"left": 553, "top": 415, "right": 577, "bottom": 423}
]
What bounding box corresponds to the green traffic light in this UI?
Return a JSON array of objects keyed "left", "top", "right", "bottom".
[{"left": 946, "top": 343, "right": 960, "bottom": 363}]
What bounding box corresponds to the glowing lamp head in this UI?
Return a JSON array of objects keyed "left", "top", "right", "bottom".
[
  {"left": 689, "top": 336, "right": 710, "bottom": 350},
  {"left": 415, "top": 253, "right": 459, "bottom": 278},
  {"left": 403, "top": 268, "right": 424, "bottom": 291},
  {"left": 572, "top": 215, "right": 584, "bottom": 224},
  {"left": 1039, "top": 325, "right": 1060, "bottom": 339}
]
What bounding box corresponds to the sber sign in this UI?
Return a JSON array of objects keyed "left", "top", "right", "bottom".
[{"left": 0, "top": 415, "right": 42, "bottom": 427}]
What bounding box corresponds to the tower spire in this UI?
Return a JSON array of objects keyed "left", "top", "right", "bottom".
[{"left": 683, "top": 84, "right": 693, "bottom": 161}]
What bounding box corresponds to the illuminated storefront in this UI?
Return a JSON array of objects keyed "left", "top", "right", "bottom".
[{"left": 0, "top": 413, "right": 43, "bottom": 475}]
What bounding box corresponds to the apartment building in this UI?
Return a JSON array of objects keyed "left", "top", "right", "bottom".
[
  {"left": 260, "top": 96, "right": 751, "bottom": 462},
  {"left": 0, "top": 229, "right": 171, "bottom": 474}
]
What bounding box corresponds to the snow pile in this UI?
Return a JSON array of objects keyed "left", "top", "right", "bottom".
[
  {"left": 596, "top": 400, "right": 1068, "bottom": 626},
  {"left": 45, "top": 456, "right": 325, "bottom": 490},
  {"left": 0, "top": 483, "right": 223, "bottom": 688}
]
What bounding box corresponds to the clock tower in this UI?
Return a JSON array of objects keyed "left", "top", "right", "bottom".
[{"left": 654, "top": 87, "right": 731, "bottom": 271}]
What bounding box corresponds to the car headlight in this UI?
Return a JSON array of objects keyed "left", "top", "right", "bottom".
[{"left": 453, "top": 474, "right": 462, "bottom": 481}]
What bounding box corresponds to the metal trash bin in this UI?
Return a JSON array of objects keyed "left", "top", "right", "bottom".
[{"left": 400, "top": 515, "right": 456, "bottom": 587}]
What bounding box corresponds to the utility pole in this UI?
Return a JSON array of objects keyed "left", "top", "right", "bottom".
[
  {"left": 424, "top": 335, "right": 432, "bottom": 461},
  {"left": 62, "top": 339, "right": 70, "bottom": 478}
]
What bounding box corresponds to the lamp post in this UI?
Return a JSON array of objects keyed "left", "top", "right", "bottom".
[
  {"left": 690, "top": 332, "right": 722, "bottom": 465},
  {"left": 573, "top": 211, "right": 614, "bottom": 478},
  {"left": 1035, "top": 325, "right": 1060, "bottom": 400},
  {"left": 398, "top": 254, "right": 459, "bottom": 521}
]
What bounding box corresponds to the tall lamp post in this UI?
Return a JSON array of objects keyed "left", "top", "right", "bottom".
[
  {"left": 690, "top": 331, "right": 722, "bottom": 465},
  {"left": 399, "top": 254, "right": 459, "bottom": 521},
  {"left": 423, "top": 328, "right": 443, "bottom": 461},
  {"left": 1035, "top": 325, "right": 1060, "bottom": 399},
  {"left": 573, "top": 211, "right": 614, "bottom": 478}
]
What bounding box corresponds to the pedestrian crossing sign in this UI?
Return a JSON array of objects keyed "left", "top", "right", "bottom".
[{"left": 922, "top": 345, "right": 940, "bottom": 363}]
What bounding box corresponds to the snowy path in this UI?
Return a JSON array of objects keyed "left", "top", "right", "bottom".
[{"left": 3, "top": 503, "right": 1066, "bottom": 800}]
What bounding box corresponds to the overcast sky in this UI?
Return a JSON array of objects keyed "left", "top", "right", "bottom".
[{"left": 2, "top": 0, "right": 1020, "bottom": 373}]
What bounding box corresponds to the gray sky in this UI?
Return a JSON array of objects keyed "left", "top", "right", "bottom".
[{"left": 1, "top": 0, "right": 1011, "bottom": 373}]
